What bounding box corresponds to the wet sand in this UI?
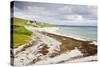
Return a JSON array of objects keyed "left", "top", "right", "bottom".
[{"left": 42, "top": 32, "right": 97, "bottom": 57}]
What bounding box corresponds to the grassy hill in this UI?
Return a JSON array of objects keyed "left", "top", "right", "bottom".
[
  {"left": 11, "top": 17, "right": 28, "bottom": 25},
  {"left": 12, "top": 25, "right": 32, "bottom": 48},
  {"left": 11, "top": 17, "right": 55, "bottom": 48},
  {"left": 11, "top": 17, "right": 55, "bottom": 27},
  {"left": 11, "top": 17, "right": 31, "bottom": 48},
  {"left": 13, "top": 25, "right": 32, "bottom": 48}
]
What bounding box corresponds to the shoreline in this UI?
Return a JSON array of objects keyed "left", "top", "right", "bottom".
[
  {"left": 25, "top": 26, "right": 97, "bottom": 56},
  {"left": 33, "top": 31, "right": 97, "bottom": 65},
  {"left": 12, "top": 26, "right": 97, "bottom": 65},
  {"left": 28, "top": 26, "right": 97, "bottom": 43}
]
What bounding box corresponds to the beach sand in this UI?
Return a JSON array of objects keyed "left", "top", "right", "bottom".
[
  {"left": 42, "top": 32, "right": 97, "bottom": 57},
  {"left": 11, "top": 27, "right": 97, "bottom": 65}
]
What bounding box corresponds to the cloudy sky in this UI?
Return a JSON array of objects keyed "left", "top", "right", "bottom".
[{"left": 12, "top": 1, "right": 97, "bottom": 26}]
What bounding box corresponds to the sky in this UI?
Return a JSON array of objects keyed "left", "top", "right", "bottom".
[{"left": 12, "top": 1, "right": 97, "bottom": 26}]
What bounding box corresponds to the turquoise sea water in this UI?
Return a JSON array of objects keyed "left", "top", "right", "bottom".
[{"left": 57, "top": 26, "right": 97, "bottom": 41}]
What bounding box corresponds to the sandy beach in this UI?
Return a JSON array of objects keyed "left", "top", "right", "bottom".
[
  {"left": 12, "top": 26, "right": 97, "bottom": 66},
  {"left": 11, "top": 1, "right": 97, "bottom": 66}
]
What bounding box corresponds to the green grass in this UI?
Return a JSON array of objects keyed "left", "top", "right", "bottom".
[
  {"left": 11, "top": 17, "right": 55, "bottom": 48},
  {"left": 13, "top": 33, "right": 31, "bottom": 48},
  {"left": 11, "top": 17, "right": 55, "bottom": 27},
  {"left": 12, "top": 17, "right": 28, "bottom": 25},
  {"left": 13, "top": 25, "right": 32, "bottom": 36},
  {"left": 12, "top": 25, "right": 32, "bottom": 48}
]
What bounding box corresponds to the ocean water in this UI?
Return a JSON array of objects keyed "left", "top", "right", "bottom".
[{"left": 56, "top": 26, "right": 97, "bottom": 41}]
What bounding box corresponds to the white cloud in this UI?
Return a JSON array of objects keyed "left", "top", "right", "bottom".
[
  {"left": 13, "top": 1, "right": 97, "bottom": 26},
  {"left": 63, "top": 15, "right": 83, "bottom": 21}
]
